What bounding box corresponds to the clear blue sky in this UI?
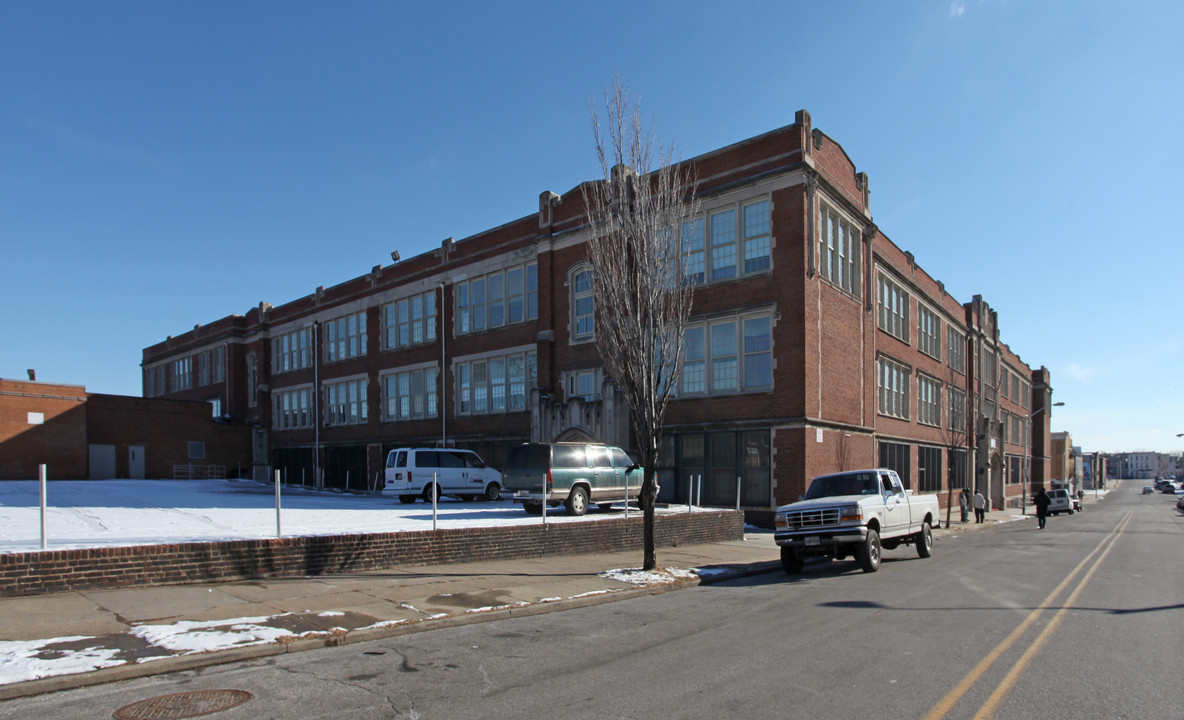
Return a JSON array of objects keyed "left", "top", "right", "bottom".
[{"left": 2, "top": 1, "right": 1181, "bottom": 454}]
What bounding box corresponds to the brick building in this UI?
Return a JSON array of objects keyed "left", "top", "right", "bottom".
[
  {"left": 141, "top": 111, "right": 1055, "bottom": 522},
  {"left": 0, "top": 378, "right": 252, "bottom": 481}
]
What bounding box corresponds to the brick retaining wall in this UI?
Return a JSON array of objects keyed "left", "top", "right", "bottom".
[{"left": 0, "top": 510, "right": 743, "bottom": 597}]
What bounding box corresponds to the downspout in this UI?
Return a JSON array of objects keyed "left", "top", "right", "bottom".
[{"left": 314, "top": 321, "right": 321, "bottom": 488}]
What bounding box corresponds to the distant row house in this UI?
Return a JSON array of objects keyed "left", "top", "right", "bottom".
[{"left": 142, "top": 110, "right": 1057, "bottom": 525}]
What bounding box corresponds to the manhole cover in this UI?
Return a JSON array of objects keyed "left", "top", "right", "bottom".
[{"left": 113, "top": 689, "right": 253, "bottom": 719}]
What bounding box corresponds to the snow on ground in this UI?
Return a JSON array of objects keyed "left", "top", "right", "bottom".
[{"left": 0, "top": 477, "right": 705, "bottom": 554}]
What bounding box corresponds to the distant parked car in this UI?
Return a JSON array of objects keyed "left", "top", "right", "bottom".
[
  {"left": 383, "top": 448, "right": 502, "bottom": 503},
  {"left": 1142, "top": 486, "right": 1154, "bottom": 494},
  {"left": 1177, "top": 494, "right": 1184, "bottom": 511},
  {"left": 1162, "top": 484, "right": 1177, "bottom": 494},
  {"left": 1047, "top": 489, "right": 1074, "bottom": 515}
]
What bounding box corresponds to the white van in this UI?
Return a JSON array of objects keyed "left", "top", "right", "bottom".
[{"left": 384, "top": 448, "right": 502, "bottom": 503}]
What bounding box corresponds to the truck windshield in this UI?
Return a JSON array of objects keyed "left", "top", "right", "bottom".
[{"left": 803, "top": 472, "right": 881, "bottom": 500}]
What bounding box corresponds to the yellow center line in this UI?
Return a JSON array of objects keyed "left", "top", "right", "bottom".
[
  {"left": 921, "top": 510, "right": 1133, "bottom": 720},
  {"left": 970, "top": 510, "right": 1132, "bottom": 719}
]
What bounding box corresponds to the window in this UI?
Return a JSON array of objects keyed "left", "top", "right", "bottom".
[
  {"left": 455, "top": 262, "right": 539, "bottom": 335},
  {"left": 455, "top": 350, "right": 536, "bottom": 416},
  {"left": 742, "top": 200, "right": 771, "bottom": 274},
  {"left": 682, "top": 217, "right": 705, "bottom": 283},
  {"left": 247, "top": 354, "right": 257, "bottom": 407},
  {"left": 918, "top": 305, "right": 941, "bottom": 361},
  {"left": 198, "top": 351, "right": 210, "bottom": 386},
  {"left": 324, "top": 378, "right": 368, "bottom": 426},
  {"left": 144, "top": 366, "right": 165, "bottom": 397},
  {"left": 948, "top": 386, "right": 967, "bottom": 431},
  {"left": 947, "top": 327, "right": 966, "bottom": 374},
  {"left": 817, "top": 203, "right": 862, "bottom": 296},
  {"left": 680, "top": 199, "right": 770, "bottom": 285},
  {"left": 918, "top": 374, "right": 941, "bottom": 427},
  {"left": 382, "top": 291, "right": 437, "bottom": 350},
  {"left": 918, "top": 446, "right": 942, "bottom": 493},
  {"left": 171, "top": 357, "right": 192, "bottom": 391},
  {"left": 188, "top": 441, "right": 206, "bottom": 460},
  {"left": 878, "top": 356, "right": 910, "bottom": 419},
  {"left": 948, "top": 449, "right": 967, "bottom": 489},
  {"left": 273, "top": 328, "right": 313, "bottom": 374},
  {"left": 878, "top": 441, "right": 912, "bottom": 489},
  {"left": 572, "top": 268, "right": 594, "bottom": 339},
  {"left": 208, "top": 397, "right": 221, "bottom": 418},
  {"left": 382, "top": 366, "right": 438, "bottom": 421},
  {"left": 682, "top": 326, "right": 706, "bottom": 393},
  {"left": 325, "top": 311, "right": 368, "bottom": 362},
  {"left": 877, "top": 275, "right": 909, "bottom": 342},
  {"left": 273, "top": 387, "right": 314, "bottom": 429},
  {"left": 565, "top": 368, "right": 602, "bottom": 401},
  {"left": 678, "top": 313, "right": 772, "bottom": 396}
]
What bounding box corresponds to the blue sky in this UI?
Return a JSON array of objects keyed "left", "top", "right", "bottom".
[{"left": 2, "top": 1, "right": 1181, "bottom": 454}]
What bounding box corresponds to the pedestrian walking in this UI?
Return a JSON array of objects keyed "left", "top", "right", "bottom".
[
  {"left": 973, "top": 489, "right": 986, "bottom": 523},
  {"left": 959, "top": 488, "right": 970, "bottom": 523},
  {"left": 1033, "top": 487, "right": 1051, "bottom": 529}
]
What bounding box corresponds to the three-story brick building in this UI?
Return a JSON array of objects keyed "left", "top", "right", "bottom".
[{"left": 142, "top": 110, "right": 1056, "bottom": 524}]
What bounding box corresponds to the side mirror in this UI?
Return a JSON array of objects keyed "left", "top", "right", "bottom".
[{"left": 626, "top": 464, "right": 639, "bottom": 473}]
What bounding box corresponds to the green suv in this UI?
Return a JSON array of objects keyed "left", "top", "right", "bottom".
[{"left": 503, "top": 442, "right": 642, "bottom": 516}]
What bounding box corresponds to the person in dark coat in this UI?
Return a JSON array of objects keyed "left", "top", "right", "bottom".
[{"left": 1033, "top": 487, "right": 1051, "bottom": 530}]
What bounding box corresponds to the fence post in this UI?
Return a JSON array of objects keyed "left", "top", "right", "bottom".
[
  {"left": 736, "top": 475, "right": 742, "bottom": 511},
  {"left": 39, "top": 464, "right": 47, "bottom": 550},
  {"left": 274, "top": 469, "right": 282, "bottom": 538}
]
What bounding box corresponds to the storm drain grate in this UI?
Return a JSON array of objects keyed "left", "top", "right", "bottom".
[{"left": 113, "top": 689, "right": 253, "bottom": 719}]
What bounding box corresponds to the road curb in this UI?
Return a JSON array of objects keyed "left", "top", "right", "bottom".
[{"left": 0, "top": 560, "right": 779, "bottom": 702}]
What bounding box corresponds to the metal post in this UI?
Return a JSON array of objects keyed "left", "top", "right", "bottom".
[
  {"left": 542, "top": 474, "right": 548, "bottom": 525},
  {"left": 736, "top": 476, "right": 742, "bottom": 512},
  {"left": 274, "top": 469, "right": 282, "bottom": 538},
  {"left": 624, "top": 473, "right": 629, "bottom": 519},
  {"left": 39, "top": 464, "right": 47, "bottom": 551},
  {"left": 432, "top": 472, "right": 438, "bottom": 531},
  {"left": 697, "top": 474, "right": 702, "bottom": 507}
]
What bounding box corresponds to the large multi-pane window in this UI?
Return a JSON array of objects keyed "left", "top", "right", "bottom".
[
  {"left": 325, "top": 311, "right": 368, "bottom": 362},
  {"left": 564, "top": 368, "right": 602, "bottom": 401},
  {"left": 948, "top": 386, "right": 967, "bottom": 431},
  {"left": 456, "top": 262, "right": 538, "bottom": 335},
  {"left": 877, "top": 275, "right": 910, "bottom": 342},
  {"left": 212, "top": 346, "right": 225, "bottom": 383},
  {"left": 918, "top": 446, "right": 943, "bottom": 493},
  {"left": 273, "top": 387, "right": 314, "bottom": 429},
  {"left": 572, "top": 268, "right": 594, "bottom": 339},
  {"left": 948, "top": 449, "right": 968, "bottom": 489},
  {"left": 198, "top": 351, "right": 211, "bottom": 386},
  {"left": 878, "top": 356, "right": 910, "bottom": 419},
  {"left": 382, "top": 292, "right": 436, "bottom": 350},
  {"left": 817, "top": 203, "right": 862, "bottom": 296},
  {"left": 947, "top": 327, "right": 966, "bottom": 374},
  {"left": 918, "top": 374, "right": 941, "bottom": 427},
  {"left": 324, "top": 378, "right": 368, "bottom": 426},
  {"left": 171, "top": 357, "right": 192, "bottom": 391},
  {"left": 144, "top": 366, "right": 166, "bottom": 397},
  {"left": 456, "top": 350, "right": 536, "bottom": 415},
  {"left": 679, "top": 313, "right": 772, "bottom": 396},
  {"left": 878, "top": 441, "right": 912, "bottom": 489},
  {"left": 382, "top": 365, "right": 438, "bottom": 421},
  {"left": 918, "top": 306, "right": 941, "bottom": 360},
  {"left": 273, "top": 328, "right": 313, "bottom": 374},
  {"left": 679, "top": 199, "right": 770, "bottom": 285}
]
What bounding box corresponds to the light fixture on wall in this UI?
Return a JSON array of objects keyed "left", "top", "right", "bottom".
[{"left": 390, "top": 250, "right": 400, "bottom": 263}]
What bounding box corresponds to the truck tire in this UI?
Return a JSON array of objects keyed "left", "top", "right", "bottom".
[
  {"left": 857, "top": 529, "right": 882, "bottom": 573},
  {"left": 523, "top": 501, "right": 543, "bottom": 515},
  {"left": 780, "top": 546, "right": 804, "bottom": 575},
  {"left": 915, "top": 521, "right": 933, "bottom": 558},
  {"left": 483, "top": 482, "right": 501, "bottom": 502},
  {"left": 398, "top": 495, "right": 417, "bottom": 504}
]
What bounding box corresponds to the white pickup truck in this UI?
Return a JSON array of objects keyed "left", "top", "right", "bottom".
[{"left": 774, "top": 468, "right": 939, "bottom": 574}]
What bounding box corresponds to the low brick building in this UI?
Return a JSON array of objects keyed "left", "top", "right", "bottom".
[
  {"left": 0, "top": 378, "right": 251, "bottom": 480},
  {"left": 141, "top": 111, "right": 1056, "bottom": 523}
]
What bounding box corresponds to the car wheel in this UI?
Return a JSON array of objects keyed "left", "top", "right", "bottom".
[
  {"left": 523, "top": 502, "right": 543, "bottom": 515},
  {"left": 483, "top": 483, "right": 501, "bottom": 502},
  {"left": 422, "top": 483, "right": 440, "bottom": 503},
  {"left": 780, "top": 546, "right": 804, "bottom": 575},
  {"left": 565, "top": 486, "right": 589, "bottom": 516},
  {"left": 915, "top": 522, "right": 933, "bottom": 558},
  {"left": 1066, "top": 508, "right": 1073, "bottom": 515},
  {"left": 857, "top": 529, "right": 882, "bottom": 573},
  {"left": 598, "top": 503, "right": 614, "bottom": 511},
  {"left": 398, "top": 495, "right": 417, "bottom": 504}
]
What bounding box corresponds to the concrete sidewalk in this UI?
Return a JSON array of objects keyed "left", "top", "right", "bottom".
[{"left": 0, "top": 506, "right": 1038, "bottom": 700}]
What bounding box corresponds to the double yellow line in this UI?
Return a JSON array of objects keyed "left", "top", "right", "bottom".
[{"left": 922, "top": 510, "right": 1134, "bottom": 720}]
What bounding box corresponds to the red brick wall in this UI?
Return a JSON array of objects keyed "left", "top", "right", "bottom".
[
  {"left": 0, "top": 509, "right": 743, "bottom": 597},
  {"left": 0, "top": 380, "right": 88, "bottom": 480}
]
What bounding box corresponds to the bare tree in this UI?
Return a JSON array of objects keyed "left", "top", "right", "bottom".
[
  {"left": 582, "top": 76, "right": 699, "bottom": 571},
  {"left": 943, "top": 368, "right": 972, "bottom": 528}
]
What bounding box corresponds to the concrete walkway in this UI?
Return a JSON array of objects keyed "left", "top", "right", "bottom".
[{"left": 0, "top": 504, "right": 1045, "bottom": 700}]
